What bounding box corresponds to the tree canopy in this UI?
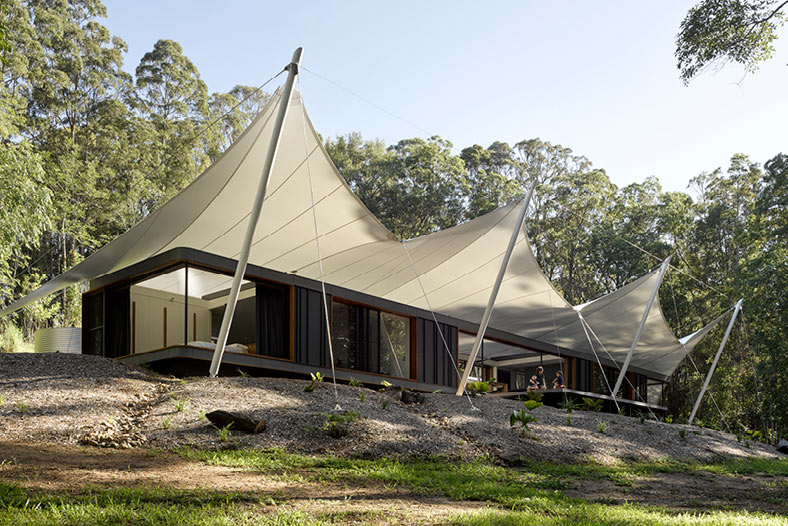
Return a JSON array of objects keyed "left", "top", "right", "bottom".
[{"left": 676, "top": 0, "right": 787, "bottom": 83}]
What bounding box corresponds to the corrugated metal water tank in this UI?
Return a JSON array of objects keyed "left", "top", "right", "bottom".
[{"left": 34, "top": 327, "right": 82, "bottom": 354}]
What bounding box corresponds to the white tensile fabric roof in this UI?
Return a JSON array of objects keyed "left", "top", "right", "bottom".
[{"left": 1, "top": 88, "right": 719, "bottom": 380}]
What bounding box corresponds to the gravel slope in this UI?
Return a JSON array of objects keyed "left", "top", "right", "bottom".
[{"left": 0, "top": 353, "right": 780, "bottom": 464}]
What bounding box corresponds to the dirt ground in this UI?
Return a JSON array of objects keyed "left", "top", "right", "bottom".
[{"left": 2, "top": 441, "right": 786, "bottom": 520}]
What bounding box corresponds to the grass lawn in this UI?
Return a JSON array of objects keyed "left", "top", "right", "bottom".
[{"left": 1, "top": 448, "right": 786, "bottom": 525}]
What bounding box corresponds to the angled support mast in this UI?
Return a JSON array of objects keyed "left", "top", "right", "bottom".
[
  {"left": 209, "top": 47, "right": 303, "bottom": 377},
  {"left": 610, "top": 256, "right": 671, "bottom": 399},
  {"left": 688, "top": 298, "right": 743, "bottom": 425},
  {"left": 455, "top": 180, "right": 537, "bottom": 395}
]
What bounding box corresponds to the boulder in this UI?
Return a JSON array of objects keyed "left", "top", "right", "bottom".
[
  {"left": 206, "top": 410, "right": 265, "bottom": 434},
  {"left": 777, "top": 438, "right": 788, "bottom": 454}
]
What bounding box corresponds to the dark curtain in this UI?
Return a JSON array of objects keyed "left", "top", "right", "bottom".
[
  {"left": 256, "top": 283, "right": 288, "bottom": 358},
  {"left": 105, "top": 287, "right": 130, "bottom": 358}
]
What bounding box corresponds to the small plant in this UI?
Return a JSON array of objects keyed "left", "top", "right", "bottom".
[
  {"left": 567, "top": 414, "right": 573, "bottom": 426},
  {"left": 304, "top": 372, "right": 325, "bottom": 392},
  {"left": 198, "top": 410, "right": 207, "bottom": 421},
  {"left": 525, "top": 390, "right": 544, "bottom": 402},
  {"left": 510, "top": 409, "right": 538, "bottom": 435},
  {"left": 359, "top": 391, "right": 366, "bottom": 402},
  {"left": 381, "top": 397, "right": 390, "bottom": 410},
  {"left": 322, "top": 410, "right": 360, "bottom": 438},
  {"left": 162, "top": 417, "right": 172, "bottom": 430},
  {"left": 636, "top": 411, "right": 647, "bottom": 424},
  {"left": 582, "top": 397, "right": 604, "bottom": 412},
  {"left": 558, "top": 398, "right": 579, "bottom": 413},
  {"left": 679, "top": 428, "right": 686, "bottom": 439},
  {"left": 0, "top": 396, "right": 5, "bottom": 406},
  {"left": 618, "top": 406, "right": 627, "bottom": 416},
  {"left": 16, "top": 401, "right": 28, "bottom": 414},
  {"left": 466, "top": 380, "right": 491, "bottom": 396},
  {"left": 236, "top": 368, "right": 250, "bottom": 378},
  {"left": 596, "top": 420, "right": 608, "bottom": 434},
  {"left": 523, "top": 399, "right": 543, "bottom": 411},
  {"left": 216, "top": 422, "right": 233, "bottom": 442},
  {"left": 380, "top": 379, "right": 392, "bottom": 388},
  {"left": 173, "top": 397, "right": 190, "bottom": 412},
  {"left": 745, "top": 429, "right": 763, "bottom": 442},
  {"left": 663, "top": 414, "right": 674, "bottom": 424},
  {"left": 348, "top": 377, "right": 363, "bottom": 387}
]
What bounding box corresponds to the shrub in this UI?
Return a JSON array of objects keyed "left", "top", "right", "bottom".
[
  {"left": 523, "top": 399, "right": 543, "bottom": 411},
  {"left": 526, "top": 391, "right": 543, "bottom": 402},
  {"left": 467, "top": 381, "right": 491, "bottom": 396},
  {"left": 510, "top": 409, "right": 538, "bottom": 435},
  {"left": 322, "top": 411, "right": 360, "bottom": 438},
  {"left": 581, "top": 397, "right": 604, "bottom": 412},
  {"left": 558, "top": 399, "right": 579, "bottom": 413},
  {"left": 304, "top": 372, "right": 324, "bottom": 393},
  {"left": 0, "top": 323, "right": 33, "bottom": 353}
]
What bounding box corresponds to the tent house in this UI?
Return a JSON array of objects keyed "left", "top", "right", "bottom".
[{"left": 2, "top": 51, "right": 724, "bottom": 413}]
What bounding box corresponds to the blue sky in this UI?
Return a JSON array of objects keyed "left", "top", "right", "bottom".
[{"left": 103, "top": 0, "right": 787, "bottom": 193}]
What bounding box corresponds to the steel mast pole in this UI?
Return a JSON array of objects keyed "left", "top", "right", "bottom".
[
  {"left": 209, "top": 48, "right": 303, "bottom": 377},
  {"left": 455, "top": 180, "right": 537, "bottom": 395},
  {"left": 610, "top": 256, "right": 671, "bottom": 399},
  {"left": 688, "top": 298, "right": 743, "bottom": 425}
]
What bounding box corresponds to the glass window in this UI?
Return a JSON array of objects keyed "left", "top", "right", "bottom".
[
  {"left": 331, "top": 300, "right": 411, "bottom": 378},
  {"left": 647, "top": 381, "right": 664, "bottom": 405},
  {"left": 130, "top": 266, "right": 258, "bottom": 355}
]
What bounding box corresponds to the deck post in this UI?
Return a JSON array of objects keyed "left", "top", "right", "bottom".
[
  {"left": 688, "top": 298, "right": 743, "bottom": 425},
  {"left": 209, "top": 48, "right": 303, "bottom": 377},
  {"left": 610, "top": 257, "right": 671, "bottom": 399},
  {"left": 455, "top": 180, "right": 537, "bottom": 395}
]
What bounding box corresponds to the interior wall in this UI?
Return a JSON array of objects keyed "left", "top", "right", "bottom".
[{"left": 131, "top": 285, "right": 211, "bottom": 354}]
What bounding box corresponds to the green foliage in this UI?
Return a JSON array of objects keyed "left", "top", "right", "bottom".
[
  {"left": 0, "top": 323, "right": 33, "bottom": 353},
  {"left": 596, "top": 420, "right": 608, "bottom": 434},
  {"left": 676, "top": 0, "right": 787, "bottom": 83},
  {"left": 467, "top": 380, "right": 492, "bottom": 397},
  {"left": 162, "top": 416, "right": 172, "bottom": 430},
  {"left": 581, "top": 397, "right": 605, "bottom": 412},
  {"left": 558, "top": 398, "right": 580, "bottom": 413},
  {"left": 304, "top": 372, "right": 324, "bottom": 392},
  {"left": 381, "top": 397, "right": 390, "bottom": 410},
  {"left": 525, "top": 390, "right": 544, "bottom": 402},
  {"left": 679, "top": 428, "right": 687, "bottom": 439},
  {"left": 322, "top": 410, "right": 360, "bottom": 438},
  {"left": 173, "top": 397, "right": 189, "bottom": 412},
  {"left": 15, "top": 401, "right": 28, "bottom": 414},
  {"left": 523, "top": 399, "right": 543, "bottom": 411},
  {"left": 216, "top": 422, "right": 232, "bottom": 442},
  {"left": 510, "top": 409, "right": 538, "bottom": 435},
  {"left": 348, "top": 377, "right": 363, "bottom": 387}
]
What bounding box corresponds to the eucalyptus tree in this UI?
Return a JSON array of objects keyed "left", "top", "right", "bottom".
[
  {"left": 676, "top": 0, "right": 787, "bottom": 84},
  {"left": 134, "top": 38, "right": 209, "bottom": 207},
  {"left": 204, "top": 85, "right": 271, "bottom": 162},
  {"left": 461, "top": 142, "right": 521, "bottom": 218}
]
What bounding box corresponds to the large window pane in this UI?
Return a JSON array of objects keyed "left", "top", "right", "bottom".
[
  {"left": 380, "top": 312, "right": 410, "bottom": 377},
  {"left": 330, "top": 300, "right": 411, "bottom": 379},
  {"left": 130, "top": 267, "right": 186, "bottom": 353}
]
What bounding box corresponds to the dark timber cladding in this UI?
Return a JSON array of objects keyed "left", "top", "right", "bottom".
[{"left": 417, "top": 318, "right": 458, "bottom": 387}]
